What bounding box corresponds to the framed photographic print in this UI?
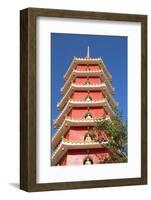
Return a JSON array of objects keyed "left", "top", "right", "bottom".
[{"left": 20, "top": 8, "right": 147, "bottom": 191}]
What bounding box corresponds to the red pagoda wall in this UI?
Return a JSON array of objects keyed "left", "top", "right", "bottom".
[
  {"left": 67, "top": 107, "right": 107, "bottom": 119},
  {"left": 76, "top": 64, "right": 100, "bottom": 71},
  {"left": 71, "top": 91, "right": 105, "bottom": 101},
  {"left": 59, "top": 149, "right": 111, "bottom": 166},
  {"left": 74, "top": 77, "right": 102, "bottom": 84},
  {"left": 65, "top": 126, "right": 91, "bottom": 141},
  {"left": 65, "top": 127, "right": 108, "bottom": 142}
]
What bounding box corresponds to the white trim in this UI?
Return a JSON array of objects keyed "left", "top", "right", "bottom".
[{"left": 37, "top": 17, "right": 141, "bottom": 183}]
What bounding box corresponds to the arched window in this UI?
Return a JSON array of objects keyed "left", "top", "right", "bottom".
[
  {"left": 83, "top": 157, "right": 93, "bottom": 165},
  {"left": 85, "top": 95, "right": 92, "bottom": 102},
  {"left": 85, "top": 112, "right": 93, "bottom": 120}
]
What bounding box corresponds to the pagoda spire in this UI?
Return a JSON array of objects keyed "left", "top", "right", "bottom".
[{"left": 86, "top": 46, "right": 90, "bottom": 58}]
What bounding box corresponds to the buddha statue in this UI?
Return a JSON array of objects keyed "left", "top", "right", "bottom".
[
  {"left": 84, "top": 157, "right": 93, "bottom": 165},
  {"left": 84, "top": 134, "right": 92, "bottom": 143},
  {"left": 85, "top": 79, "right": 91, "bottom": 85},
  {"left": 85, "top": 113, "right": 92, "bottom": 120},
  {"left": 85, "top": 67, "right": 91, "bottom": 71},
  {"left": 85, "top": 95, "right": 92, "bottom": 102}
]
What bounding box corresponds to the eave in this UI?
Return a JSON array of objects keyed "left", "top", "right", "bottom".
[
  {"left": 54, "top": 99, "right": 116, "bottom": 128},
  {"left": 64, "top": 57, "right": 112, "bottom": 82},
  {"left": 61, "top": 69, "right": 114, "bottom": 95},
  {"left": 57, "top": 83, "right": 118, "bottom": 110},
  {"left": 52, "top": 116, "right": 111, "bottom": 149},
  {"left": 51, "top": 140, "right": 108, "bottom": 166}
]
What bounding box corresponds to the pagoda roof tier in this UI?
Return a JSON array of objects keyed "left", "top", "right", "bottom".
[
  {"left": 57, "top": 83, "right": 118, "bottom": 110},
  {"left": 61, "top": 69, "right": 114, "bottom": 95},
  {"left": 64, "top": 57, "right": 112, "bottom": 82},
  {"left": 51, "top": 139, "right": 109, "bottom": 166},
  {"left": 52, "top": 116, "right": 111, "bottom": 149},
  {"left": 54, "top": 99, "right": 116, "bottom": 128}
]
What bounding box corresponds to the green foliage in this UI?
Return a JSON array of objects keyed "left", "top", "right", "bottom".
[{"left": 95, "top": 111, "right": 128, "bottom": 163}]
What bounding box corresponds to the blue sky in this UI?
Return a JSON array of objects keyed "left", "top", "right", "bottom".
[{"left": 51, "top": 33, "right": 127, "bottom": 137}]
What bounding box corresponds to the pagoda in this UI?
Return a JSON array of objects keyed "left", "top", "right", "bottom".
[{"left": 51, "top": 47, "right": 118, "bottom": 166}]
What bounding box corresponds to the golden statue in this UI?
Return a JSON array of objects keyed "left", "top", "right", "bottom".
[
  {"left": 85, "top": 80, "right": 91, "bottom": 85},
  {"left": 84, "top": 134, "right": 92, "bottom": 143},
  {"left": 85, "top": 95, "right": 92, "bottom": 102},
  {"left": 84, "top": 157, "right": 93, "bottom": 165},
  {"left": 85, "top": 113, "right": 92, "bottom": 120}
]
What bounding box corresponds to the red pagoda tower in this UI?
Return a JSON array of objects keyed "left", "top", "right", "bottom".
[{"left": 51, "top": 47, "right": 118, "bottom": 166}]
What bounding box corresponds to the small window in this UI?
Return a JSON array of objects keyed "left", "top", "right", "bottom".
[
  {"left": 85, "top": 95, "right": 92, "bottom": 101},
  {"left": 83, "top": 157, "right": 93, "bottom": 165},
  {"left": 85, "top": 112, "right": 93, "bottom": 119}
]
